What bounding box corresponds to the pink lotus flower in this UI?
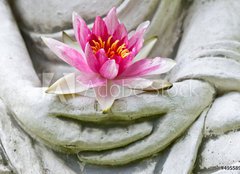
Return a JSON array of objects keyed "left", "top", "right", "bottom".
[{"left": 42, "top": 7, "right": 176, "bottom": 112}]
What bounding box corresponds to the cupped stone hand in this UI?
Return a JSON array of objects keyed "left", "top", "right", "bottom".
[
  {"left": 77, "top": 80, "right": 214, "bottom": 165},
  {"left": 11, "top": 87, "right": 157, "bottom": 153}
]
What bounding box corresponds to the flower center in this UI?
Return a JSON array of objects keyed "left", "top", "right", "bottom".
[{"left": 91, "top": 36, "right": 130, "bottom": 59}]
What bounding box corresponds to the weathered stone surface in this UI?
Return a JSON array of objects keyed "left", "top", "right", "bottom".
[
  {"left": 0, "top": 100, "right": 43, "bottom": 174},
  {"left": 205, "top": 92, "right": 240, "bottom": 135},
  {"left": 10, "top": 0, "right": 123, "bottom": 33},
  {"left": 82, "top": 155, "right": 163, "bottom": 174},
  {"left": 0, "top": 99, "right": 78, "bottom": 174},
  {"left": 0, "top": 146, "right": 12, "bottom": 174},
  {"left": 146, "top": 0, "right": 189, "bottom": 57},
  {"left": 0, "top": 165, "right": 12, "bottom": 174},
  {"left": 198, "top": 131, "right": 240, "bottom": 171},
  {"left": 170, "top": 0, "right": 240, "bottom": 93},
  {"left": 1, "top": 0, "right": 240, "bottom": 173},
  {"left": 161, "top": 108, "right": 208, "bottom": 174},
  {"left": 175, "top": 0, "right": 240, "bottom": 59}
]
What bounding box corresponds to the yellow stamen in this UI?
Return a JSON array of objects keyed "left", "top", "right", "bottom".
[
  {"left": 98, "top": 37, "right": 105, "bottom": 48},
  {"left": 121, "top": 49, "right": 130, "bottom": 58},
  {"left": 106, "top": 36, "right": 112, "bottom": 48},
  {"left": 111, "top": 40, "right": 119, "bottom": 50},
  {"left": 92, "top": 40, "right": 100, "bottom": 50},
  {"left": 90, "top": 36, "right": 130, "bottom": 59},
  {"left": 116, "top": 44, "right": 125, "bottom": 53}
]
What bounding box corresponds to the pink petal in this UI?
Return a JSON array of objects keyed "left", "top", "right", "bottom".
[
  {"left": 42, "top": 37, "right": 92, "bottom": 73},
  {"left": 104, "top": 7, "right": 120, "bottom": 35},
  {"left": 94, "top": 82, "right": 118, "bottom": 111},
  {"left": 118, "top": 58, "right": 153, "bottom": 78},
  {"left": 144, "top": 58, "right": 176, "bottom": 76},
  {"left": 92, "top": 16, "right": 108, "bottom": 39},
  {"left": 46, "top": 73, "right": 90, "bottom": 94},
  {"left": 128, "top": 21, "right": 150, "bottom": 55},
  {"left": 113, "top": 23, "right": 128, "bottom": 40},
  {"left": 119, "top": 57, "right": 175, "bottom": 78},
  {"left": 77, "top": 73, "right": 106, "bottom": 88},
  {"left": 99, "top": 60, "right": 119, "bottom": 80},
  {"left": 114, "top": 78, "right": 173, "bottom": 91},
  {"left": 128, "top": 30, "right": 135, "bottom": 39},
  {"left": 136, "top": 21, "right": 150, "bottom": 31},
  {"left": 85, "top": 43, "right": 101, "bottom": 73},
  {"left": 111, "top": 55, "right": 122, "bottom": 64},
  {"left": 95, "top": 49, "right": 108, "bottom": 66},
  {"left": 72, "top": 12, "right": 91, "bottom": 50},
  {"left": 117, "top": 53, "right": 134, "bottom": 74}
]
